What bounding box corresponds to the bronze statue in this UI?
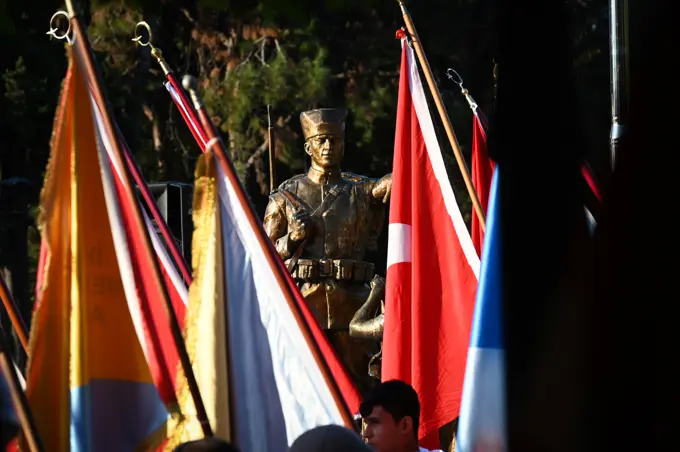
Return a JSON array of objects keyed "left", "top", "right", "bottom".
[{"left": 263, "top": 108, "right": 391, "bottom": 392}]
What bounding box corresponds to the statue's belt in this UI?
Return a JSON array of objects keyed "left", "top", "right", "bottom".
[{"left": 284, "top": 258, "right": 375, "bottom": 283}]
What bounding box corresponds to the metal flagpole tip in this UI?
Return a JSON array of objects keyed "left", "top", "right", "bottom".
[
  {"left": 446, "top": 68, "right": 463, "bottom": 86},
  {"left": 182, "top": 75, "right": 204, "bottom": 110},
  {"left": 46, "top": 11, "right": 73, "bottom": 44},
  {"left": 132, "top": 21, "right": 153, "bottom": 47},
  {"left": 182, "top": 74, "right": 198, "bottom": 93},
  {"left": 132, "top": 21, "right": 172, "bottom": 75}
]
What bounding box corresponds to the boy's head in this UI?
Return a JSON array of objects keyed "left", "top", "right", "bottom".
[{"left": 359, "top": 380, "right": 420, "bottom": 451}]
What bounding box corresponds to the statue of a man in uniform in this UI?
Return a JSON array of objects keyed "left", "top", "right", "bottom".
[{"left": 263, "top": 108, "right": 391, "bottom": 392}]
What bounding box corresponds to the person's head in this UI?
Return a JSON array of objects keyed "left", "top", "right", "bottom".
[
  {"left": 300, "top": 108, "right": 347, "bottom": 170},
  {"left": 289, "top": 424, "right": 372, "bottom": 452},
  {"left": 172, "top": 437, "right": 240, "bottom": 452},
  {"left": 359, "top": 380, "right": 420, "bottom": 452}
]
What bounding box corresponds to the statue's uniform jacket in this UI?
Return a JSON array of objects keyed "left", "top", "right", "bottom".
[{"left": 263, "top": 167, "right": 385, "bottom": 391}]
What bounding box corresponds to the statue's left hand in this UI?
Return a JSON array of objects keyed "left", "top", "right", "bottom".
[
  {"left": 372, "top": 173, "right": 392, "bottom": 203},
  {"left": 369, "top": 275, "right": 386, "bottom": 293}
]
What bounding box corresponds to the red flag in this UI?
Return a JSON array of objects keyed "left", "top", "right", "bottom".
[
  {"left": 382, "top": 40, "right": 480, "bottom": 448},
  {"left": 471, "top": 113, "right": 495, "bottom": 256}
]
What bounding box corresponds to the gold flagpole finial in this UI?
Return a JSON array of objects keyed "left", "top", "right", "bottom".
[
  {"left": 132, "top": 21, "right": 153, "bottom": 47},
  {"left": 46, "top": 10, "right": 73, "bottom": 45},
  {"left": 132, "top": 21, "right": 172, "bottom": 75},
  {"left": 446, "top": 68, "right": 479, "bottom": 113}
]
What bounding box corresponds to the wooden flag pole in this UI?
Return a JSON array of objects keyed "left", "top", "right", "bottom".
[
  {"left": 396, "top": 0, "right": 486, "bottom": 231},
  {"left": 63, "top": 0, "right": 213, "bottom": 438},
  {"left": 0, "top": 274, "right": 29, "bottom": 353},
  {"left": 0, "top": 325, "right": 44, "bottom": 452},
  {"left": 267, "top": 105, "right": 276, "bottom": 193}
]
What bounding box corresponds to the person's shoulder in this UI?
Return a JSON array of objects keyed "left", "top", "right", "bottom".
[
  {"left": 277, "top": 173, "right": 307, "bottom": 192},
  {"left": 268, "top": 174, "right": 306, "bottom": 203},
  {"left": 341, "top": 172, "right": 377, "bottom": 185},
  {"left": 341, "top": 173, "right": 381, "bottom": 198}
]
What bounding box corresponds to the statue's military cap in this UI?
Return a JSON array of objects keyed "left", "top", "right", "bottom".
[{"left": 300, "top": 108, "right": 347, "bottom": 141}]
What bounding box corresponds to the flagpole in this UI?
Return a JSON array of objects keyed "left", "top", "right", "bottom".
[
  {"left": 114, "top": 123, "right": 194, "bottom": 284},
  {"left": 396, "top": 0, "right": 486, "bottom": 231},
  {"left": 181, "top": 75, "right": 221, "bottom": 142},
  {"left": 267, "top": 105, "right": 276, "bottom": 193},
  {"left": 446, "top": 69, "right": 603, "bottom": 215},
  {"left": 63, "top": 0, "right": 214, "bottom": 438},
  {"left": 0, "top": 325, "right": 44, "bottom": 452},
  {"left": 133, "top": 21, "right": 210, "bottom": 149},
  {"left": 181, "top": 76, "right": 356, "bottom": 429},
  {"left": 0, "top": 273, "right": 29, "bottom": 353},
  {"left": 609, "top": 0, "right": 629, "bottom": 171}
]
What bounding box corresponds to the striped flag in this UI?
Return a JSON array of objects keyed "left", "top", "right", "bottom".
[
  {"left": 457, "top": 169, "right": 506, "bottom": 452},
  {"left": 31, "top": 47, "right": 191, "bottom": 414},
  {"left": 22, "top": 47, "right": 167, "bottom": 451},
  {"left": 167, "top": 149, "right": 360, "bottom": 451},
  {"left": 382, "top": 38, "right": 480, "bottom": 449},
  {"left": 90, "top": 94, "right": 189, "bottom": 409}
]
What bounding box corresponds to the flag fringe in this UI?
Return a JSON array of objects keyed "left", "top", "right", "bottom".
[
  {"left": 165, "top": 152, "right": 221, "bottom": 450},
  {"left": 25, "top": 49, "right": 74, "bottom": 396}
]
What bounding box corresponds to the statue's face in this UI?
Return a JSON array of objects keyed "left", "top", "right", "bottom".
[{"left": 305, "top": 134, "right": 344, "bottom": 169}]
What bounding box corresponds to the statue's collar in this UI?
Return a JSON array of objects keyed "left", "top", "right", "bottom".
[{"left": 307, "top": 166, "right": 343, "bottom": 185}]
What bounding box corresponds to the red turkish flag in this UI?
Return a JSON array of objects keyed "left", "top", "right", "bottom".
[
  {"left": 382, "top": 40, "right": 480, "bottom": 449},
  {"left": 471, "top": 113, "right": 495, "bottom": 256}
]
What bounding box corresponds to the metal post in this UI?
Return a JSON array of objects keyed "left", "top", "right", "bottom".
[{"left": 609, "top": 0, "right": 629, "bottom": 171}]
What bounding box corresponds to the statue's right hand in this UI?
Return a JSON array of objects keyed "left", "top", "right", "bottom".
[{"left": 289, "top": 211, "right": 313, "bottom": 242}]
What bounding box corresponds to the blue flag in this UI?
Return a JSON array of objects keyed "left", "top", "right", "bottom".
[{"left": 457, "top": 168, "right": 506, "bottom": 452}]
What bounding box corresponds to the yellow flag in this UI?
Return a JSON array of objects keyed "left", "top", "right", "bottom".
[
  {"left": 166, "top": 152, "right": 231, "bottom": 449},
  {"left": 24, "top": 47, "right": 167, "bottom": 451}
]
